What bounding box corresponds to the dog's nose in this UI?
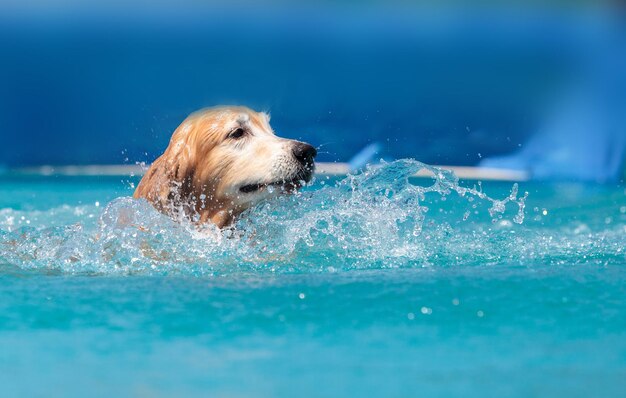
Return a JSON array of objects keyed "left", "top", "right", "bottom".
[{"left": 292, "top": 142, "right": 317, "bottom": 165}]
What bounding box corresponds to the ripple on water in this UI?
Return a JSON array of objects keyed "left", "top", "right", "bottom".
[{"left": 0, "top": 160, "right": 623, "bottom": 275}]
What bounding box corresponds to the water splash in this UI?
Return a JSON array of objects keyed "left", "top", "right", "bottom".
[
  {"left": 234, "top": 160, "right": 528, "bottom": 267},
  {"left": 0, "top": 160, "right": 622, "bottom": 276}
]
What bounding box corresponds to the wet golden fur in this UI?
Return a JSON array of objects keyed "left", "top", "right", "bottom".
[{"left": 134, "top": 106, "right": 315, "bottom": 227}]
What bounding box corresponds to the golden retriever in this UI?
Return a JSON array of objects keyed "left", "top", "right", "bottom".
[{"left": 134, "top": 106, "right": 316, "bottom": 228}]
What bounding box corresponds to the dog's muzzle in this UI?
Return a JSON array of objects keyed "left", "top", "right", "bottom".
[{"left": 238, "top": 141, "right": 317, "bottom": 194}]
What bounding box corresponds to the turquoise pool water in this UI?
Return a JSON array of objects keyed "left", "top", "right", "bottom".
[{"left": 1, "top": 160, "right": 625, "bottom": 397}]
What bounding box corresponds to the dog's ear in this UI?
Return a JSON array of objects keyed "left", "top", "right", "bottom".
[{"left": 133, "top": 123, "right": 197, "bottom": 210}]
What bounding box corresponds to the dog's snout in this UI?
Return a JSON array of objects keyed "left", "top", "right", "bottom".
[{"left": 292, "top": 142, "right": 317, "bottom": 165}]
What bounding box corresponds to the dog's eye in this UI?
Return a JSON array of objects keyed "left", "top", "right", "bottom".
[{"left": 228, "top": 128, "right": 246, "bottom": 139}]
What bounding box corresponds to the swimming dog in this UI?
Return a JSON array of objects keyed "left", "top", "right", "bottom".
[{"left": 134, "top": 106, "right": 316, "bottom": 227}]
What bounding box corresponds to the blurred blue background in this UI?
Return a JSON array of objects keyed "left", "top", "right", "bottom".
[{"left": 0, "top": 1, "right": 624, "bottom": 182}]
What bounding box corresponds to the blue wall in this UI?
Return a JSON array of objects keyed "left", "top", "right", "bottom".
[{"left": 1, "top": 4, "right": 622, "bottom": 180}]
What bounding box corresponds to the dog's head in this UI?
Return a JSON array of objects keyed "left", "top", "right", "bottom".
[{"left": 134, "top": 106, "right": 316, "bottom": 227}]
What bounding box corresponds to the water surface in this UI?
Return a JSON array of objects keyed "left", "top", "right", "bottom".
[{"left": 1, "top": 161, "right": 624, "bottom": 397}]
